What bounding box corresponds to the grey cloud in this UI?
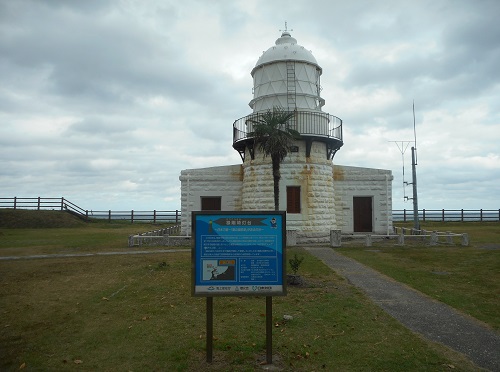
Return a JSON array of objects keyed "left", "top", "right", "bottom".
[
  {"left": 0, "top": 0, "right": 220, "bottom": 111},
  {"left": 65, "top": 118, "right": 136, "bottom": 137},
  {"left": 0, "top": 0, "right": 498, "bottom": 211}
]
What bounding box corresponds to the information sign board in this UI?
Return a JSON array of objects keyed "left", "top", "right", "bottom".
[{"left": 192, "top": 211, "right": 286, "bottom": 297}]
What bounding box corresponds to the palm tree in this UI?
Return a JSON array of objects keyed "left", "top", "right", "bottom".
[{"left": 248, "top": 107, "right": 300, "bottom": 211}]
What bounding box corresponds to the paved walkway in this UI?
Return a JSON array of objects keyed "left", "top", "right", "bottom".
[
  {"left": 305, "top": 247, "right": 500, "bottom": 372},
  {"left": 0, "top": 249, "right": 190, "bottom": 261}
]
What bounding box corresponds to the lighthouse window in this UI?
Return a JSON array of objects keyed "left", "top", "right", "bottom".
[
  {"left": 201, "top": 197, "right": 221, "bottom": 211},
  {"left": 286, "top": 186, "right": 301, "bottom": 214}
]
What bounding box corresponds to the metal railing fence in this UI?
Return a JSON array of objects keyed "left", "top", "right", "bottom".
[
  {"left": 233, "top": 110, "right": 343, "bottom": 144},
  {"left": 2, "top": 198, "right": 498, "bottom": 223},
  {"left": 0, "top": 197, "right": 180, "bottom": 224},
  {"left": 393, "top": 209, "right": 500, "bottom": 222}
]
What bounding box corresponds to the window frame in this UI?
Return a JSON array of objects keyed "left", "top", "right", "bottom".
[{"left": 201, "top": 196, "right": 222, "bottom": 211}]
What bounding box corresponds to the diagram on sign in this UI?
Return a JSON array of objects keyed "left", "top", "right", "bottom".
[{"left": 202, "top": 259, "right": 236, "bottom": 281}]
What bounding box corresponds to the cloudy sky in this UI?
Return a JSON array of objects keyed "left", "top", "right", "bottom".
[{"left": 1, "top": 0, "right": 499, "bottom": 212}]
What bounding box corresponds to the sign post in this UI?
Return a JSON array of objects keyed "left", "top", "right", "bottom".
[
  {"left": 192, "top": 211, "right": 287, "bottom": 364},
  {"left": 266, "top": 296, "right": 272, "bottom": 364}
]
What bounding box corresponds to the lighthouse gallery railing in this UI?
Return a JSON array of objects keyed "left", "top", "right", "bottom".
[{"left": 233, "top": 111, "right": 343, "bottom": 144}]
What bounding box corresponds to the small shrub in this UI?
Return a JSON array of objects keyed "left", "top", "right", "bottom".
[{"left": 289, "top": 254, "right": 304, "bottom": 275}]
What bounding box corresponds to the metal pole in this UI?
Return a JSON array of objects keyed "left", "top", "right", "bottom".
[
  {"left": 207, "top": 297, "right": 213, "bottom": 363},
  {"left": 411, "top": 147, "right": 419, "bottom": 230},
  {"left": 266, "top": 296, "right": 273, "bottom": 364}
]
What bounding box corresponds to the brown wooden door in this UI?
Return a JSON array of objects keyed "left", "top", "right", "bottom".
[
  {"left": 286, "top": 186, "right": 301, "bottom": 214},
  {"left": 353, "top": 197, "right": 372, "bottom": 232}
]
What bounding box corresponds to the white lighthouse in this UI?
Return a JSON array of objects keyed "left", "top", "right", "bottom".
[
  {"left": 179, "top": 30, "right": 393, "bottom": 241},
  {"left": 232, "top": 30, "right": 343, "bottom": 242}
]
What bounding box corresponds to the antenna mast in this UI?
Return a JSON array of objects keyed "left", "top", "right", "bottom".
[
  {"left": 410, "top": 100, "right": 420, "bottom": 230},
  {"left": 389, "top": 141, "right": 412, "bottom": 200},
  {"left": 390, "top": 101, "right": 420, "bottom": 231},
  {"left": 413, "top": 100, "right": 418, "bottom": 165},
  {"left": 280, "top": 21, "right": 293, "bottom": 33}
]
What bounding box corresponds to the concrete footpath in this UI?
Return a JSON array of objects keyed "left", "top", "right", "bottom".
[
  {"left": 305, "top": 247, "right": 500, "bottom": 372},
  {"left": 0, "top": 249, "right": 191, "bottom": 261}
]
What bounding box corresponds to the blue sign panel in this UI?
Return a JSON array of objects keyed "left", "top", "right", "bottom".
[{"left": 192, "top": 211, "right": 286, "bottom": 297}]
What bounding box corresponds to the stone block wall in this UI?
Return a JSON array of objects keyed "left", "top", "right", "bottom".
[
  {"left": 179, "top": 165, "right": 243, "bottom": 235},
  {"left": 242, "top": 141, "right": 337, "bottom": 244},
  {"left": 178, "top": 155, "right": 393, "bottom": 239},
  {"left": 333, "top": 165, "right": 393, "bottom": 234}
]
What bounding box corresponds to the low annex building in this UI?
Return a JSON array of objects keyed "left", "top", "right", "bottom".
[{"left": 179, "top": 30, "right": 393, "bottom": 243}]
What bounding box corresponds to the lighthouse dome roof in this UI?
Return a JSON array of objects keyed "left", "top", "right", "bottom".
[{"left": 252, "top": 31, "right": 320, "bottom": 74}]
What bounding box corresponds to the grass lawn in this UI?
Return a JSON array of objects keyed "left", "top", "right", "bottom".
[
  {"left": 0, "top": 210, "right": 176, "bottom": 257},
  {"left": 337, "top": 222, "right": 500, "bottom": 330},
  {"left": 0, "top": 249, "right": 478, "bottom": 371}
]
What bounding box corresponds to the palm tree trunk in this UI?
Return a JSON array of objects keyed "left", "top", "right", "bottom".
[{"left": 271, "top": 155, "right": 281, "bottom": 211}]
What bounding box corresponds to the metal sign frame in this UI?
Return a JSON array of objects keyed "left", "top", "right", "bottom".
[{"left": 191, "top": 211, "right": 287, "bottom": 297}]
